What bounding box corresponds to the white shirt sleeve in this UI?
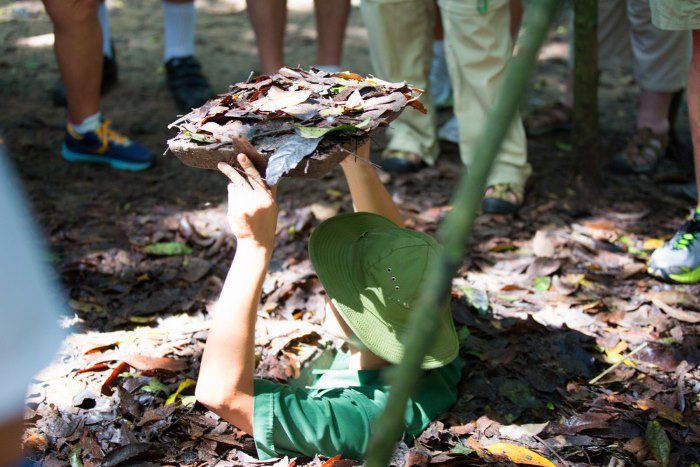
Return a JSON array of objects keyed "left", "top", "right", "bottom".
[{"left": 0, "top": 144, "right": 64, "bottom": 421}]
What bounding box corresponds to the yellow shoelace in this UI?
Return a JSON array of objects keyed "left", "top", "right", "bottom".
[{"left": 95, "top": 120, "right": 130, "bottom": 152}]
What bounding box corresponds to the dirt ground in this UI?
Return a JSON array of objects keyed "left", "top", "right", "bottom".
[{"left": 2, "top": 1, "right": 700, "bottom": 466}]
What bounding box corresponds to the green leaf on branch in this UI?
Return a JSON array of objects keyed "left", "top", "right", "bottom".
[{"left": 143, "top": 242, "right": 192, "bottom": 256}]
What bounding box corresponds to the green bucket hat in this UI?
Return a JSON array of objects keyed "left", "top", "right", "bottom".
[{"left": 309, "top": 212, "right": 459, "bottom": 369}]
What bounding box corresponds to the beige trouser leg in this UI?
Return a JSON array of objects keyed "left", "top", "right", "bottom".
[
  {"left": 360, "top": 0, "right": 438, "bottom": 164},
  {"left": 438, "top": 0, "right": 530, "bottom": 187},
  {"left": 598, "top": 0, "right": 690, "bottom": 91}
]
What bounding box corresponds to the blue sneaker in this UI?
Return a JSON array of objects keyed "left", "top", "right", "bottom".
[{"left": 62, "top": 120, "right": 154, "bottom": 171}]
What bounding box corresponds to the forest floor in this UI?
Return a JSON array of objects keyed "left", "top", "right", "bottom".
[{"left": 2, "top": 1, "right": 700, "bottom": 466}]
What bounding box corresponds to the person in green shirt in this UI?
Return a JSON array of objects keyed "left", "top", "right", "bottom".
[{"left": 195, "top": 141, "right": 461, "bottom": 461}]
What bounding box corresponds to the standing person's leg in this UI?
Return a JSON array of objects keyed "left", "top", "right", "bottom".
[
  {"left": 611, "top": 0, "right": 691, "bottom": 173},
  {"left": 163, "top": 0, "right": 213, "bottom": 111},
  {"left": 360, "top": 0, "right": 438, "bottom": 172},
  {"left": 50, "top": 0, "right": 117, "bottom": 106},
  {"left": 439, "top": 0, "right": 523, "bottom": 146},
  {"left": 314, "top": 0, "right": 350, "bottom": 72},
  {"left": 42, "top": 0, "right": 153, "bottom": 170},
  {"left": 648, "top": 32, "right": 700, "bottom": 281},
  {"left": 247, "top": 0, "right": 287, "bottom": 74},
  {"left": 439, "top": 0, "right": 530, "bottom": 214},
  {"left": 647, "top": 0, "right": 700, "bottom": 283},
  {"left": 691, "top": 30, "right": 700, "bottom": 206},
  {"left": 43, "top": 0, "right": 102, "bottom": 125}
]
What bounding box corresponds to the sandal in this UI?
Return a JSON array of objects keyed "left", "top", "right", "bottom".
[
  {"left": 610, "top": 127, "right": 668, "bottom": 174},
  {"left": 482, "top": 184, "right": 524, "bottom": 214},
  {"left": 523, "top": 101, "right": 572, "bottom": 137},
  {"left": 380, "top": 149, "right": 426, "bottom": 174}
]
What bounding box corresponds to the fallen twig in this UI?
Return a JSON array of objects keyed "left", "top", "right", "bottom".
[
  {"left": 533, "top": 434, "right": 569, "bottom": 467},
  {"left": 589, "top": 342, "right": 648, "bottom": 384}
]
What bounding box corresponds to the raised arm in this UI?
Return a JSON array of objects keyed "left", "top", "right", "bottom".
[
  {"left": 195, "top": 154, "right": 278, "bottom": 435},
  {"left": 340, "top": 141, "right": 404, "bottom": 226}
]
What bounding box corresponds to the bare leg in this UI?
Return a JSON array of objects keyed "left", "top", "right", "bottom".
[
  {"left": 637, "top": 88, "right": 673, "bottom": 133},
  {"left": 247, "top": 0, "right": 287, "bottom": 74},
  {"left": 43, "top": 0, "right": 101, "bottom": 123},
  {"left": 314, "top": 0, "right": 350, "bottom": 67},
  {"left": 691, "top": 30, "right": 700, "bottom": 209}
]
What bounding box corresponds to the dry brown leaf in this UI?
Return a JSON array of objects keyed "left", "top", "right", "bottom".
[
  {"left": 526, "top": 257, "right": 563, "bottom": 279},
  {"left": 560, "top": 412, "right": 612, "bottom": 434},
  {"left": 647, "top": 290, "right": 699, "bottom": 309},
  {"left": 636, "top": 399, "right": 687, "bottom": 426},
  {"left": 101, "top": 361, "right": 130, "bottom": 396},
  {"left": 616, "top": 262, "right": 646, "bottom": 280},
  {"left": 651, "top": 298, "right": 700, "bottom": 323},
  {"left": 532, "top": 230, "right": 556, "bottom": 257},
  {"left": 582, "top": 219, "right": 616, "bottom": 231},
  {"left": 404, "top": 448, "right": 431, "bottom": 467},
  {"left": 251, "top": 89, "right": 312, "bottom": 112},
  {"left": 120, "top": 354, "right": 188, "bottom": 372}
]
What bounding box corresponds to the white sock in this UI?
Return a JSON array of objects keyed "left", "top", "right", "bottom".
[
  {"left": 162, "top": 1, "right": 196, "bottom": 61},
  {"left": 70, "top": 112, "right": 102, "bottom": 134},
  {"left": 98, "top": 2, "right": 113, "bottom": 58},
  {"left": 315, "top": 65, "right": 342, "bottom": 73}
]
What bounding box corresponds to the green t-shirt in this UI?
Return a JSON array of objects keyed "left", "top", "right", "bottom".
[{"left": 252, "top": 351, "right": 462, "bottom": 460}]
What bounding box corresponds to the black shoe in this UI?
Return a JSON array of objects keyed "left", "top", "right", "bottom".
[
  {"left": 51, "top": 47, "right": 118, "bottom": 107},
  {"left": 379, "top": 149, "right": 426, "bottom": 174},
  {"left": 165, "top": 56, "right": 214, "bottom": 112}
]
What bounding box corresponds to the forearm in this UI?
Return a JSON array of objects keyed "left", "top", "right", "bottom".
[
  {"left": 341, "top": 144, "right": 404, "bottom": 226},
  {"left": 196, "top": 241, "right": 271, "bottom": 434}
]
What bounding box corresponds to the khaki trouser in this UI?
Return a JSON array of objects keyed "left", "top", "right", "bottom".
[
  {"left": 598, "top": 0, "right": 691, "bottom": 92},
  {"left": 649, "top": 0, "right": 700, "bottom": 31},
  {"left": 438, "top": 0, "right": 531, "bottom": 186},
  {"left": 360, "top": 0, "right": 439, "bottom": 164}
]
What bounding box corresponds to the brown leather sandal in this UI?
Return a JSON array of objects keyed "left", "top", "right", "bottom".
[
  {"left": 610, "top": 127, "right": 668, "bottom": 174},
  {"left": 523, "top": 101, "right": 572, "bottom": 137}
]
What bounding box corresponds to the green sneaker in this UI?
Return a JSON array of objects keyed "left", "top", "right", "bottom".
[{"left": 648, "top": 208, "right": 700, "bottom": 283}]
